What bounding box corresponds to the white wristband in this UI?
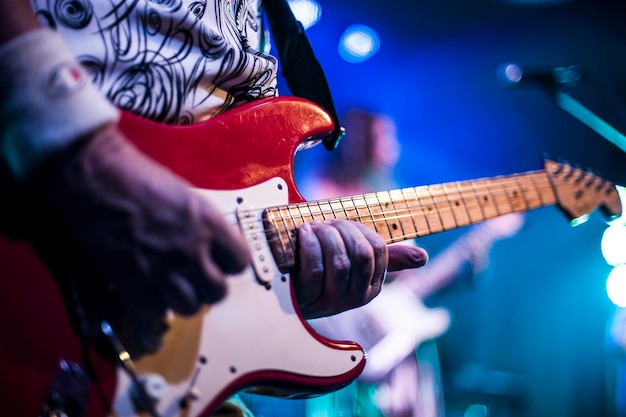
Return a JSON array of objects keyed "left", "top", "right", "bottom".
[{"left": 0, "top": 28, "right": 120, "bottom": 180}]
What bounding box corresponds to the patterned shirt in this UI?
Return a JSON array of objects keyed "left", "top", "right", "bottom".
[{"left": 30, "top": 0, "right": 278, "bottom": 124}]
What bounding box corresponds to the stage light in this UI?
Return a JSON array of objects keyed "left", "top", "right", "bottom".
[
  {"left": 602, "top": 224, "right": 626, "bottom": 266},
  {"left": 287, "top": 0, "right": 322, "bottom": 30},
  {"left": 607, "top": 265, "right": 626, "bottom": 307},
  {"left": 338, "top": 24, "right": 380, "bottom": 63}
]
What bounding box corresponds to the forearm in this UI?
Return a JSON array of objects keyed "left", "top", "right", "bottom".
[{"left": 0, "top": 1, "right": 120, "bottom": 236}]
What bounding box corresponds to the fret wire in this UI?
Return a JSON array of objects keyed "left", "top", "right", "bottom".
[
  {"left": 485, "top": 178, "right": 503, "bottom": 215},
  {"left": 504, "top": 176, "right": 529, "bottom": 211},
  {"left": 410, "top": 186, "right": 437, "bottom": 235},
  {"left": 287, "top": 205, "right": 305, "bottom": 251},
  {"left": 427, "top": 185, "right": 449, "bottom": 232},
  {"left": 388, "top": 188, "right": 408, "bottom": 240},
  {"left": 425, "top": 184, "right": 447, "bottom": 229},
  {"left": 263, "top": 208, "right": 290, "bottom": 267},
  {"left": 316, "top": 200, "right": 329, "bottom": 221},
  {"left": 442, "top": 182, "right": 469, "bottom": 227},
  {"left": 342, "top": 196, "right": 358, "bottom": 223},
  {"left": 488, "top": 178, "right": 513, "bottom": 215},
  {"left": 482, "top": 179, "right": 500, "bottom": 218},
  {"left": 400, "top": 187, "right": 426, "bottom": 237},
  {"left": 332, "top": 197, "right": 350, "bottom": 222},
  {"left": 528, "top": 172, "right": 549, "bottom": 207},
  {"left": 363, "top": 194, "right": 381, "bottom": 235},
  {"left": 461, "top": 182, "right": 487, "bottom": 222},
  {"left": 502, "top": 176, "right": 524, "bottom": 211},
  {"left": 432, "top": 183, "right": 460, "bottom": 231},
  {"left": 278, "top": 207, "right": 296, "bottom": 261},
  {"left": 310, "top": 179, "right": 544, "bottom": 226},
  {"left": 499, "top": 176, "right": 519, "bottom": 211},
  {"left": 375, "top": 191, "right": 394, "bottom": 241},
  {"left": 469, "top": 180, "right": 490, "bottom": 221},
  {"left": 451, "top": 181, "right": 473, "bottom": 226},
  {"left": 512, "top": 174, "right": 537, "bottom": 211},
  {"left": 305, "top": 201, "right": 320, "bottom": 222},
  {"left": 485, "top": 178, "right": 504, "bottom": 217},
  {"left": 414, "top": 185, "right": 442, "bottom": 233},
  {"left": 263, "top": 171, "right": 560, "bottom": 248},
  {"left": 348, "top": 195, "right": 363, "bottom": 228},
  {"left": 293, "top": 202, "right": 308, "bottom": 225},
  {"left": 513, "top": 176, "right": 537, "bottom": 210},
  {"left": 300, "top": 172, "right": 549, "bottom": 222},
  {"left": 456, "top": 181, "right": 484, "bottom": 223},
  {"left": 264, "top": 189, "right": 541, "bottom": 246},
  {"left": 283, "top": 205, "right": 299, "bottom": 232}
]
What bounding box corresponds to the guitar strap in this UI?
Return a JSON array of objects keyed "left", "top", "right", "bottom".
[{"left": 262, "top": 0, "right": 345, "bottom": 150}]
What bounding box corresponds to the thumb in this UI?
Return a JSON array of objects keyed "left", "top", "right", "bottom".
[{"left": 387, "top": 244, "right": 428, "bottom": 271}]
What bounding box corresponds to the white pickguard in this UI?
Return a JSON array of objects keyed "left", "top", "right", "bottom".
[{"left": 111, "top": 178, "right": 364, "bottom": 417}]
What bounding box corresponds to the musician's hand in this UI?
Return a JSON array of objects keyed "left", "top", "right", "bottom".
[
  {"left": 293, "top": 220, "right": 428, "bottom": 319},
  {"left": 28, "top": 125, "right": 251, "bottom": 354}
]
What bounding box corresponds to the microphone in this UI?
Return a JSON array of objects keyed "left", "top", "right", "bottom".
[
  {"left": 498, "top": 63, "right": 582, "bottom": 88},
  {"left": 500, "top": 63, "right": 626, "bottom": 154}
]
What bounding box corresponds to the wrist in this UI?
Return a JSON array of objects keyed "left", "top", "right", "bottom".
[{"left": 0, "top": 28, "right": 119, "bottom": 182}]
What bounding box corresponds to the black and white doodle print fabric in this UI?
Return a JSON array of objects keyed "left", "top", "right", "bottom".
[{"left": 30, "top": 0, "right": 278, "bottom": 124}]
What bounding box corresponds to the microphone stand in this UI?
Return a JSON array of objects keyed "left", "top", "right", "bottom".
[
  {"left": 502, "top": 63, "right": 626, "bottom": 154},
  {"left": 553, "top": 90, "right": 626, "bottom": 154}
]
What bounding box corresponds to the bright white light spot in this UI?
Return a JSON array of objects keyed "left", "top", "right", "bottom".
[
  {"left": 287, "top": 0, "right": 322, "bottom": 30},
  {"left": 339, "top": 24, "right": 380, "bottom": 63},
  {"left": 502, "top": 63, "right": 523, "bottom": 83},
  {"left": 570, "top": 214, "right": 589, "bottom": 227},
  {"left": 602, "top": 224, "right": 626, "bottom": 266},
  {"left": 607, "top": 265, "right": 626, "bottom": 307}
]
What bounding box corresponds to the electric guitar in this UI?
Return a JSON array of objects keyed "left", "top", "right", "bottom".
[{"left": 0, "top": 97, "right": 622, "bottom": 417}]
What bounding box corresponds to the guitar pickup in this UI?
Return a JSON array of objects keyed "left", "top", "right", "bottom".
[{"left": 237, "top": 203, "right": 277, "bottom": 285}]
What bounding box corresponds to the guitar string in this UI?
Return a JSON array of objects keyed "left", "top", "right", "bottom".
[
  {"left": 281, "top": 174, "right": 553, "bottom": 227},
  {"left": 234, "top": 170, "right": 611, "bottom": 252},
  {"left": 237, "top": 173, "right": 559, "bottom": 247},
  {"left": 276, "top": 168, "right": 607, "bottom": 231}
]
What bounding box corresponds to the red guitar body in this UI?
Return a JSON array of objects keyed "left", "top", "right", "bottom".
[{"left": 0, "top": 97, "right": 364, "bottom": 416}]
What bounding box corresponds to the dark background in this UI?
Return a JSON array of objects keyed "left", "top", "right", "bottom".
[{"left": 289, "top": 1, "right": 626, "bottom": 416}]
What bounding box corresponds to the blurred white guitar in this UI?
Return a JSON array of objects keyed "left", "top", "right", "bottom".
[{"left": 309, "top": 213, "right": 525, "bottom": 382}]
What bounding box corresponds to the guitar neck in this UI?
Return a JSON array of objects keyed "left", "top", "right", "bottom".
[{"left": 264, "top": 169, "right": 555, "bottom": 271}]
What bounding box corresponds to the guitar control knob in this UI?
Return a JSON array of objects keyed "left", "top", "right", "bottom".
[
  {"left": 131, "top": 373, "right": 167, "bottom": 411},
  {"left": 179, "top": 387, "right": 201, "bottom": 410},
  {"left": 141, "top": 373, "right": 167, "bottom": 401}
]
